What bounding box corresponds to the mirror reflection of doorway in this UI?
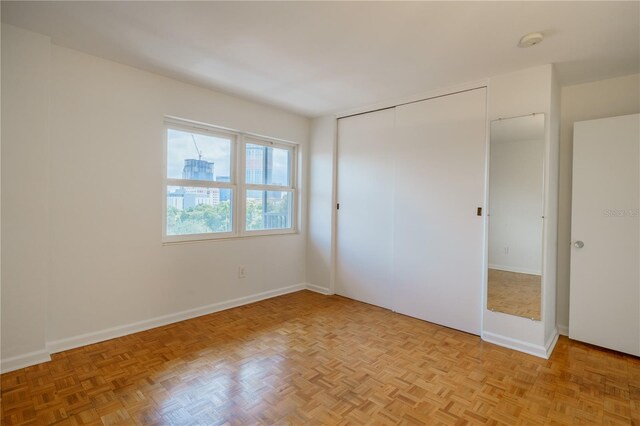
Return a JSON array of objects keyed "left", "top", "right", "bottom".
[{"left": 487, "top": 114, "right": 545, "bottom": 321}]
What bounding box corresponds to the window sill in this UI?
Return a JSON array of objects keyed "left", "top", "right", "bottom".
[{"left": 162, "top": 229, "right": 299, "bottom": 246}]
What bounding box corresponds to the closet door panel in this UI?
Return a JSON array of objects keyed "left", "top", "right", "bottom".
[
  {"left": 569, "top": 114, "right": 639, "bottom": 356},
  {"left": 393, "top": 89, "right": 487, "bottom": 335},
  {"left": 336, "top": 109, "right": 395, "bottom": 309}
]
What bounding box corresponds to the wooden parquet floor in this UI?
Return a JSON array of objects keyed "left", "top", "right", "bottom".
[
  {"left": 1, "top": 290, "right": 638, "bottom": 425},
  {"left": 487, "top": 269, "right": 542, "bottom": 320}
]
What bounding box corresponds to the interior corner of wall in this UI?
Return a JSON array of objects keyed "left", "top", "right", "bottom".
[{"left": 305, "top": 282, "right": 333, "bottom": 295}]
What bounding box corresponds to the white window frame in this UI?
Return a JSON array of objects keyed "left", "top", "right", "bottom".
[
  {"left": 162, "top": 117, "right": 298, "bottom": 243},
  {"left": 241, "top": 136, "right": 298, "bottom": 237}
]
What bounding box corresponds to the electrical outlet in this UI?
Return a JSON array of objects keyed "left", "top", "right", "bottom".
[
  {"left": 238, "top": 266, "right": 246, "bottom": 279},
  {"left": 504, "top": 247, "right": 509, "bottom": 255}
]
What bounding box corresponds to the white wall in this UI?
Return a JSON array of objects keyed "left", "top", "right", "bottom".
[
  {"left": 1, "top": 25, "right": 51, "bottom": 367},
  {"left": 305, "top": 116, "right": 336, "bottom": 292},
  {"left": 557, "top": 73, "right": 640, "bottom": 334},
  {"left": 1, "top": 25, "right": 310, "bottom": 369},
  {"left": 489, "top": 137, "right": 544, "bottom": 275}
]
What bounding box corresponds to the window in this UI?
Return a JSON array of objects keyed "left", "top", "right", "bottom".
[
  {"left": 163, "top": 118, "right": 297, "bottom": 242},
  {"left": 244, "top": 141, "right": 295, "bottom": 233}
]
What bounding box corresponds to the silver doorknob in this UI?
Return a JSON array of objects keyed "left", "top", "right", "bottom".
[{"left": 574, "top": 241, "right": 584, "bottom": 248}]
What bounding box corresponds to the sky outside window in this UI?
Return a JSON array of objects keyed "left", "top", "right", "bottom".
[{"left": 167, "top": 128, "right": 231, "bottom": 181}]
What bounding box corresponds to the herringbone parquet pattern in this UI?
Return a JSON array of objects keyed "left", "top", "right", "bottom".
[
  {"left": 487, "top": 269, "right": 541, "bottom": 320},
  {"left": 1, "top": 290, "right": 638, "bottom": 425}
]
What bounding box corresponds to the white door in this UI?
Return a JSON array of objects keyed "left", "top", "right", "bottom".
[
  {"left": 336, "top": 109, "right": 395, "bottom": 309},
  {"left": 392, "top": 89, "right": 487, "bottom": 335},
  {"left": 569, "top": 114, "right": 640, "bottom": 356}
]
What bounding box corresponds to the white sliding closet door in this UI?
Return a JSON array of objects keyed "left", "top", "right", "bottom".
[
  {"left": 393, "top": 89, "right": 487, "bottom": 335},
  {"left": 336, "top": 109, "right": 395, "bottom": 309}
]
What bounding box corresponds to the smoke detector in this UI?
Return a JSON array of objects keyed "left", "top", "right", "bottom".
[{"left": 518, "top": 32, "right": 544, "bottom": 48}]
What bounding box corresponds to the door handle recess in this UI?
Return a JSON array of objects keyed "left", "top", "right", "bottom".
[{"left": 574, "top": 241, "right": 584, "bottom": 248}]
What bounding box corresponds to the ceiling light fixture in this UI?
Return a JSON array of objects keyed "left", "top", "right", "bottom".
[{"left": 518, "top": 32, "right": 544, "bottom": 48}]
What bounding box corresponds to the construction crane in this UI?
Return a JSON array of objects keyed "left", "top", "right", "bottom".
[{"left": 191, "top": 135, "right": 202, "bottom": 161}]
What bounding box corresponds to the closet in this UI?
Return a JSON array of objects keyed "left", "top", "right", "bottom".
[{"left": 336, "top": 88, "right": 487, "bottom": 334}]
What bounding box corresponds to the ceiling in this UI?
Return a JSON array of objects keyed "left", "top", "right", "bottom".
[{"left": 2, "top": 1, "right": 638, "bottom": 117}]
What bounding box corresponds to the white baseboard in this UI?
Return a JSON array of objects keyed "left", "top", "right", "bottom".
[
  {"left": 488, "top": 264, "right": 541, "bottom": 276},
  {"left": 557, "top": 324, "right": 569, "bottom": 336},
  {"left": 545, "top": 329, "right": 560, "bottom": 358},
  {"left": 47, "top": 283, "right": 306, "bottom": 355},
  {"left": 6, "top": 284, "right": 312, "bottom": 372},
  {"left": 0, "top": 349, "right": 51, "bottom": 374},
  {"left": 12, "top": 284, "right": 537, "bottom": 375},
  {"left": 305, "top": 283, "right": 333, "bottom": 295},
  {"left": 482, "top": 330, "right": 558, "bottom": 359}
]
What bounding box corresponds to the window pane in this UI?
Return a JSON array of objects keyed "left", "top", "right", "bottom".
[
  {"left": 167, "top": 186, "right": 233, "bottom": 235},
  {"left": 246, "top": 190, "right": 292, "bottom": 231},
  {"left": 167, "top": 128, "right": 232, "bottom": 182},
  {"left": 245, "top": 143, "right": 291, "bottom": 186}
]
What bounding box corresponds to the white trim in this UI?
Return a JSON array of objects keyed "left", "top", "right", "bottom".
[
  {"left": 242, "top": 135, "right": 298, "bottom": 236},
  {"left": 557, "top": 324, "right": 569, "bottom": 336},
  {"left": 0, "top": 349, "right": 51, "bottom": 374},
  {"left": 47, "top": 283, "right": 306, "bottom": 354},
  {"left": 162, "top": 230, "right": 237, "bottom": 244},
  {"left": 329, "top": 118, "right": 338, "bottom": 295},
  {"left": 163, "top": 117, "right": 299, "bottom": 243},
  {"left": 481, "top": 86, "right": 491, "bottom": 336},
  {"left": 244, "top": 135, "right": 298, "bottom": 150},
  {"left": 162, "top": 229, "right": 300, "bottom": 246},
  {"left": 242, "top": 227, "right": 297, "bottom": 237},
  {"left": 305, "top": 283, "right": 333, "bottom": 295},
  {"left": 488, "top": 264, "right": 542, "bottom": 276},
  {"left": 545, "top": 329, "right": 560, "bottom": 358},
  {"left": 162, "top": 121, "right": 239, "bottom": 243},
  {"left": 164, "top": 116, "right": 241, "bottom": 139},
  {"left": 238, "top": 134, "right": 247, "bottom": 236},
  {"left": 540, "top": 112, "right": 549, "bottom": 326},
  {"left": 245, "top": 184, "right": 292, "bottom": 192},
  {"left": 482, "top": 331, "right": 551, "bottom": 359},
  {"left": 166, "top": 178, "right": 235, "bottom": 189}
]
